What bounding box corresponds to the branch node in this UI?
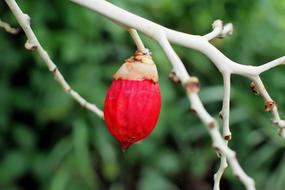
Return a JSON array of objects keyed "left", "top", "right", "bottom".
[
  {"left": 64, "top": 87, "right": 72, "bottom": 93},
  {"left": 208, "top": 121, "right": 217, "bottom": 129},
  {"left": 212, "top": 145, "right": 220, "bottom": 152},
  {"left": 142, "top": 48, "right": 151, "bottom": 55},
  {"left": 168, "top": 69, "right": 180, "bottom": 83},
  {"left": 212, "top": 19, "right": 223, "bottom": 30},
  {"left": 224, "top": 135, "right": 232, "bottom": 141},
  {"left": 51, "top": 66, "right": 58, "bottom": 73},
  {"left": 184, "top": 77, "right": 200, "bottom": 93},
  {"left": 278, "top": 127, "right": 285, "bottom": 138},
  {"left": 189, "top": 108, "right": 197, "bottom": 115},
  {"left": 220, "top": 23, "right": 234, "bottom": 38},
  {"left": 212, "top": 145, "right": 222, "bottom": 157},
  {"left": 23, "top": 13, "right": 31, "bottom": 24},
  {"left": 219, "top": 111, "right": 224, "bottom": 119},
  {"left": 250, "top": 81, "right": 260, "bottom": 95},
  {"left": 25, "top": 40, "right": 38, "bottom": 51},
  {"left": 264, "top": 100, "right": 275, "bottom": 112}
]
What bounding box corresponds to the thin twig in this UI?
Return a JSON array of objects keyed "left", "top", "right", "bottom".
[
  {"left": 214, "top": 74, "right": 231, "bottom": 190},
  {"left": 5, "top": 0, "right": 104, "bottom": 119},
  {"left": 128, "top": 28, "right": 146, "bottom": 52},
  {"left": 255, "top": 56, "right": 285, "bottom": 75},
  {"left": 252, "top": 77, "right": 285, "bottom": 138},
  {"left": 155, "top": 33, "right": 255, "bottom": 190},
  {"left": 203, "top": 20, "right": 233, "bottom": 41},
  {"left": 6, "top": 0, "right": 285, "bottom": 189},
  {"left": 0, "top": 18, "right": 20, "bottom": 34}
]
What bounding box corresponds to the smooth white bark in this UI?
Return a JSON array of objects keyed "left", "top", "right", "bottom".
[{"left": 5, "top": 0, "right": 285, "bottom": 189}]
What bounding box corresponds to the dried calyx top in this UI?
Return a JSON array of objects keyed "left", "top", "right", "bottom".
[{"left": 113, "top": 50, "right": 158, "bottom": 83}]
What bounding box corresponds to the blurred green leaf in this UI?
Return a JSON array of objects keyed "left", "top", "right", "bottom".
[{"left": 1, "top": 0, "right": 285, "bottom": 190}]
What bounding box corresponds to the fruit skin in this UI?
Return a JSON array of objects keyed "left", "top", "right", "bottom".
[{"left": 104, "top": 79, "right": 161, "bottom": 151}]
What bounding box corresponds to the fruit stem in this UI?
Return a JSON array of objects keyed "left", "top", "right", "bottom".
[{"left": 128, "top": 28, "right": 147, "bottom": 53}]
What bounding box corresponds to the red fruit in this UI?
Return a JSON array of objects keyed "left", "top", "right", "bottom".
[{"left": 104, "top": 51, "right": 161, "bottom": 151}]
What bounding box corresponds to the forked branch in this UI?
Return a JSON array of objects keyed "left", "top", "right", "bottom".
[
  {"left": 69, "top": 0, "right": 285, "bottom": 190},
  {"left": 5, "top": 0, "right": 285, "bottom": 190}
]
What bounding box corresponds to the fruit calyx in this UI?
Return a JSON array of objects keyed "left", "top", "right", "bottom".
[{"left": 113, "top": 50, "right": 158, "bottom": 83}]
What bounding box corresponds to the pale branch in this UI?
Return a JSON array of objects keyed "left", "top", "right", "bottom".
[
  {"left": 5, "top": 0, "right": 104, "bottom": 119},
  {"left": 252, "top": 77, "right": 285, "bottom": 138},
  {"left": 220, "top": 23, "right": 234, "bottom": 38},
  {"left": 214, "top": 74, "right": 231, "bottom": 190},
  {"left": 70, "top": 0, "right": 285, "bottom": 134},
  {"left": 255, "top": 56, "right": 285, "bottom": 75},
  {"left": 5, "top": 0, "right": 285, "bottom": 189},
  {"left": 153, "top": 31, "right": 189, "bottom": 83},
  {"left": 203, "top": 20, "right": 233, "bottom": 41},
  {"left": 128, "top": 28, "right": 146, "bottom": 52},
  {"left": 203, "top": 19, "right": 223, "bottom": 41},
  {"left": 0, "top": 18, "right": 20, "bottom": 34},
  {"left": 221, "top": 74, "right": 232, "bottom": 140},
  {"left": 69, "top": 0, "right": 284, "bottom": 78},
  {"left": 155, "top": 33, "right": 255, "bottom": 190},
  {"left": 189, "top": 95, "right": 255, "bottom": 190},
  {"left": 70, "top": 0, "right": 239, "bottom": 75},
  {"left": 214, "top": 155, "right": 228, "bottom": 190}
]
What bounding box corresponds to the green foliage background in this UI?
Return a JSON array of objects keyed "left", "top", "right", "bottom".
[{"left": 1, "top": 0, "right": 285, "bottom": 190}]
